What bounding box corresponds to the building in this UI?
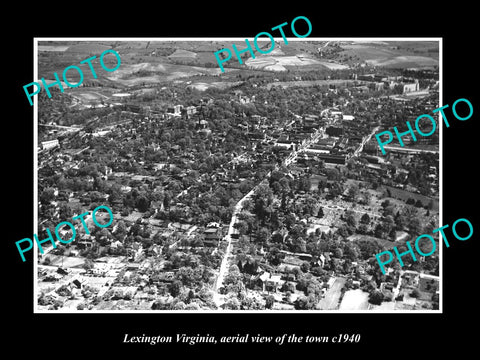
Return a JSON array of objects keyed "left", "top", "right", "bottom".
[
  {"left": 403, "top": 80, "right": 420, "bottom": 94},
  {"left": 275, "top": 141, "right": 296, "bottom": 150},
  {"left": 167, "top": 104, "right": 183, "bottom": 116},
  {"left": 203, "top": 227, "right": 222, "bottom": 247},
  {"left": 42, "top": 139, "right": 59, "bottom": 150},
  {"left": 184, "top": 106, "right": 197, "bottom": 117},
  {"left": 316, "top": 153, "right": 346, "bottom": 164}
]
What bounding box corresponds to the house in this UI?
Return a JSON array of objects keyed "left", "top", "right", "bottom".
[
  {"left": 265, "top": 275, "right": 282, "bottom": 292},
  {"left": 77, "top": 235, "right": 95, "bottom": 249},
  {"left": 272, "top": 302, "right": 295, "bottom": 310},
  {"left": 319, "top": 254, "right": 326, "bottom": 267},
  {"left": 156, "top": 271, "right": 175, "bottom": 283},
  {"left": 275, "top": 141, "right": 296, "bottom": 150},
  {"left": 184, "top": 106, "right": 197, "bottom": 116},
  {"left": 206, "top": 222, "right": 221, "bottom": 228},
  {"left": 167, "top": 104, "right": 183, "bottom": 116},
  {"left": 126, "top": 263, "right": 141, "bottom": 271},
  {"left": 203, "top": 227, "right": 222, "bottom": 247}
]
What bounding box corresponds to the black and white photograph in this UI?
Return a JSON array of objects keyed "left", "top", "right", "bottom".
[
  {"left": 33, "top": 38, "right": 442, "bottom": 313},
  {"left": 5, "top": 5, "right": 479, "bottom": 356}
]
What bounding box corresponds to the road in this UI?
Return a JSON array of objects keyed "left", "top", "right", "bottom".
[
  {"left": 351, "top": 125, "right": 381, "bottom": 158},
  {"left": 283, "top": 126, "right": 325, "bottom": 167},
  {"left": 317, "top": 277, "right": 346, "bottom": 310},
  {"left": 212, "top": 186, "right": 257, "bottom": 307}
]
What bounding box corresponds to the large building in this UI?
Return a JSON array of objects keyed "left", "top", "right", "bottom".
[
  {"left": 41, "top": 139, "right": 59, "bottom": 150},
  {"left": 402, "top": 80, "right": 420, "bottom": 94}
]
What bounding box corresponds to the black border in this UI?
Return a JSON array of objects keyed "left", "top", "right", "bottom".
[{"left": 6, "top": 5, "right": 478, "bottom": 356}]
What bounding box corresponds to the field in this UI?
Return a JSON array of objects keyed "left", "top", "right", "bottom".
[
  {"left": 339, "top": 41, "right": 439, "bottom": 69},
  {"left": 45, "top": 254, "right": 86, "bottom": 268},
  {"left": 71, "top": 91, "right": 109, "bottom": 102},
  {"left": 266, "top": 79, "right": 363, "bottom": 90},
  {"left": 339, "top": 289, "right": 370, "bottom": 310},
  {"left": 418, "top": 277, "right": 439, "bottom": 301},
  {"left": 384, "top": 185, "right": 438, "bottom": 210},
  {"left": 38, "top": 45, "right": 70, "bottom": 52},
  {"left": 168, "top": 49, "right": 197, "bottom": 59},
  {"left": 347, "top": 234, "right": 397, "bottom": 250},
  {"left": 245, "top": 54, "right": 335, "bottom": 72},
  {"left": 108, "top": 62, "right": 222, "bottom": 86},
  {"left": 366, "top": 55, "right": 438, "bottom": 69},
  {"left": 66, "top": 43, "right": 112, "bottom": 54},
  {"left": 187, "top": 81, "right": 243, "bottom": 91}
]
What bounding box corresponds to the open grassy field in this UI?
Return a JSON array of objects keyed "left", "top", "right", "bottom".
[
  {"left": 245, "top": 53, "right": 339, "bottom": 72},
  {"left": 366, "top": 56, "right": 438, "bottom": 68},
  {"left": 339, "top": 41, "right": 438, "bottom": 68},
  {"left": 66, "top": 43, "right": 112, "bottom": 54},
  {"left": 384, "top": 185, "right": 438, "bottom": 210},
  {"left": 339, "top": 289, "right": 370, "bottom": 310},
  {"left": 347, "top": 234, "right": 397, "bottom": 249},
  {"left": 168, "top": 49, "right": 198, "bottom": 59}
]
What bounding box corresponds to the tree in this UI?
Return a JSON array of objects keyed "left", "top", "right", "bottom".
[
  {"left": 344, "top": 210, "right": 356, "bottom": 228},
  {"left": 347, "top": 184, "right": 359, "bottom": 202},
  {"left": 369, "top": 290, "right": 384, "bottom": 305},
  {"left": 163, "top": 192, "right": 172, "bottom": 210},
  {"left": 394, "top": 212, "right": 407, "bottom": 230},
  {"left": 234, "top": 220, "right": 249, "bottom": 235},
  {"left": 173, "top": 301, "right": 186, "bottom": 310},
  {"left": 256, "top": 227, "right": 270, "bottom": 244},
  {"left": 317, "top": 207, "right": 324, "bottom": 218},
  {"left": 271, "top": 232, "right": 284, "bottom": 243},
  {"left": 360, "top": 213, "right": 371, "bottom": 224},
  {"left": 381, "top": 199, "right": 391, "bottom": 208},
  {"left": 114, "top": 220, "right": 127, "bottom": 240},
  {"left": 333, "top": 248, "right": 344, "bottom": 259},
  {"left": 408, "top": 217, "right": 423, "bottom": 236},
  {"left": 300, "top": 261, "right": 311, "bottom": 273},
  {"left": 410, "top": 288, "right": 421, "bottom": 298},
  {"left": 40, "top": 187, "right": 56, "bottom": 205},
  {"left": 168, "top": 280, "right": 182, "bottom": 297},
  {"left": 406, "top": 198, "right": 416, "bottom": 206},
  {"left": 284, "top": 213, "right": 296, "bottom": 229},
  {"left": 136, "top": 196, "right": 150, "bottom": 213},
  {"left": 223, "top": 297, "right": 241, "bottom": 310},
  {"left": 292, "top": 236, "right": 307, "bottom": 253},
  {"left": 294, "top": 295, "right": 316, "bottom": 310},
  {"left": 265, "top": 295, "right": 275, "bottom": 309}
]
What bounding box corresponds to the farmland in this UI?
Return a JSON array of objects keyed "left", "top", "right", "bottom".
[{"left": 337, "top": 41, "right": 439, "bottom": 69}]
